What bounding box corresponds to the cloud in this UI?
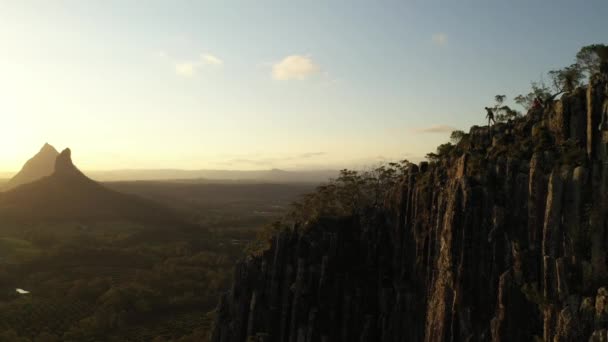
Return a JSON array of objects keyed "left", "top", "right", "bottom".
[
  {"left": 431, "top": 33, "right": 448, "bottom": 46},
  {"left": 175, "top": 62, "right": 196, "bottom": 77},
  {"left": 413, "top": 124, "right": 456, "bottom": 134},
  {"left": 201, "top": 54, "right": 223, "bottom": 66},
  {"left": 174, "top": 53, "right": 223, "bottom": 77},
  {"left": 299, "top": 152, "right": 326, "bottom": 159},
  {"left": 272, "top": 55, "right": 320, "bottom": 80}
]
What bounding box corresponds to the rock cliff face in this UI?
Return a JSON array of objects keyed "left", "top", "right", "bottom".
[{"left": 212, "top": 76, "right": 608, "bottom": 341}]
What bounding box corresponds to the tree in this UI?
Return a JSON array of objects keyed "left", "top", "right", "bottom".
[
  {"left": 494, "top": 95, "right": 507, "bottom": 105},
  {"left": 450, "top": 130, "right": 466, "bottom": 144},
  {"left": 491, "top": 95, "right": 520, "bottom": 122},
  {"left": 576, "top": 44, "right": 608, "bottom": 77},
  {"left": 514, "top": 82, "right": 552, "bottom": 110},
  {"left": 425, "top": 152, "right": 439, "bottom": 163},
  {"left": 548, "top": 63, "right": 584, "bottom": 94}
]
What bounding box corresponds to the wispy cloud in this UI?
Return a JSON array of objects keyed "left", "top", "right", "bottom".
[
  {"left": 413, "top": 124, "right": 456, "bottom": 134},
  {"left": 431, "top": 33, "right": 448, "bottom": 46},
  {"left": 173, "top": 53, "right": 223, "bottom": 77},
  {"left": 299, "top": 152, "right": 326, "bottom": 159},
  {"left": 272, "top": 55, "right": 320, "bottom": 80},
  {"left": 176, "top": 62, "right": 198, "bottom": 77},
  {"left": 201, "top": 54, "right": 223, "bottom": 66}
]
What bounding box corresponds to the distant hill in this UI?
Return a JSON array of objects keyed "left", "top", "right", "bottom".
[
  {"left": 86, "top": 168, "right": 337, "bottom": 183},
  {"left": 5, "top": 143, "right": 59, "bottom": 190},
  {"left": 0, "top": 148, "right": 180, "bottom": 223},
  {"left": 1, "top": 144, "right": 337, "bottom": 184}
]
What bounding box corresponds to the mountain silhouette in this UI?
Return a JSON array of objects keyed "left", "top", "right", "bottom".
[
  {"left": 0, "top": 148, "right": 180, "bottom": 223},
  {"left": 5, "top": 143, "right": 59, "bottom": 190}
]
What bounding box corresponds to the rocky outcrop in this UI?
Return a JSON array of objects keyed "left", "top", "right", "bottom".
[
  {"left": 5, "top": 143, "right": 59, "bottom": 190},
  {"left": 212, "top": 81, "right": 608, "bottom": 341},
  {"left": 0, "top": 148, "right": 181, "bottom": 224}
]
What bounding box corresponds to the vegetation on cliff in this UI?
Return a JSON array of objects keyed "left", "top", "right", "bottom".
[{"left": 213, "top": 43, "right": 608, "bottom": 342}]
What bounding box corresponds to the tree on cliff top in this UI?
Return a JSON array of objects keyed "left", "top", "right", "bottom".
[
  {"left": 288, "top": 161, "right": 411, "bottom": 222},
  {"left": 514, "top": 44, "right": 604, "bottom": 111},
  {"left": 514, "top": 65, "right": 583, "bottom": 111},
  {"left": 576, "top": 44, "right": 608, "bottom": 76},
  {"left": 450, "top": 130, "right": 466, "bottom": 144},
  {"left": 548, "top": 63, "right": 584, "bottom": 94},
  {"left": 491, "top": 95, "right": 520, "bottom": 122},
  {"left": 514, "top": 81, "right": 553, "bottom": 110}
]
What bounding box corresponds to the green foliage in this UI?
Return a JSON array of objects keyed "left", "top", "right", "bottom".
[
  {"left": 514, "top": 44, "right": 607, "bottom": 112},
  {"left": 289, "top": 161, "right": 411, "bottom": 222},
  {"left": 436, "top": 143, "right": 454, "bottom": 156},
  {"left": 0, "top": 222, "right": 245, "bottom": 341},
  {"left": 494, "top": 94, "right": 506, "bottom": 105},
  {"left": 425, "top": 142, "right": 457, "bottom": 163},
  {"left": 548, "top": 64, "right": 584, "bottom": 93},
  {"left": 514, "top": 82, "right": 552, "bottom": 110},
  {"left": 490, "top": 95, "right": 521, "bottom": 122},
  {"left": 449, "top": 130, "right": 466, "bottom": 144},
  {"left": 576, "top": 44, "right": 608, "bottom": 76},
  {"left": 424, "top": 153, "right": 438, "bottom": 163},
  {"left": 245, "top": 221, "right": 283, "bottom": 256}
]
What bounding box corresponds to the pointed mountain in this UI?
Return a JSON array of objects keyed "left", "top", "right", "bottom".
[
  {"left": 0, "top": 148, "right": 180, "bottom": 223},
  {"left": 5, "top": 143, "right": 59, "bottom": 190}
]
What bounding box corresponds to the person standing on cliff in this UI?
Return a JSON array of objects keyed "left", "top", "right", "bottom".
[{"left": 485, "top": 107, "right": 495, "bottom": 126}]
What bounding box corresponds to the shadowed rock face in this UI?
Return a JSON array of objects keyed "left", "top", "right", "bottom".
[
  {"left": 5, "top": 143, "right": 59, "bottom": 190},
  {"left": 54, "top": 148, "right": 83, "bottom": 176},
  {"left": 212, "top": 76, "right": 608, "bottom": 341}
]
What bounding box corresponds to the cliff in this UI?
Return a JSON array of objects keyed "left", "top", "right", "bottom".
[{"left": 212, "top": 75, "right": 608, "bottom": 341}]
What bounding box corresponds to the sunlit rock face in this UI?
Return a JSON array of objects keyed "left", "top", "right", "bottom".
[
  {"left": 5, "top": 143, "right": 59, "bottom": 190},
  {"left": 212, "top": 78, "right": 608, "bottom": 341}
]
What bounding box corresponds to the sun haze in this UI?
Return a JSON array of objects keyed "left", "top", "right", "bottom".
[{"left": 0, "top": 1, "right": 606, "bottom": 172}]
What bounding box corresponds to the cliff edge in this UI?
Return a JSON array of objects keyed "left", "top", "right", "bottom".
[{"left": 212, "top": 74, "right": 608, "bottom": 341}]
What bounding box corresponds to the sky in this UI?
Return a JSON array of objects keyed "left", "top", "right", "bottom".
[{"left": 0, "top": 0, "right": 607, "bottom": 172}]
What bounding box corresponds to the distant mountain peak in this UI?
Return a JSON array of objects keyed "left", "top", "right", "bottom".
[
  {"left": 54, "top": 148, "right": 92, "bottom": 183},
  {"left": 5, "top": 143, "right": 60, "bottom": 190},
  {"left": 55, "top": 148, "right": 74, "bottom": 172},
  {"left": 40, "top": 142, "right": 58, "bottom": 153},
  {"left": 0, "top": 147, "right": 180, "bottom": 223}
]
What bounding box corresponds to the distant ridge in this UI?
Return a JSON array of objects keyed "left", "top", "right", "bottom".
[
  {"left": 0, "top": 148, "right": 180, "bottom": 223},
  {"left": 87, "top": 168, "right": 338, "bottom": 183},
  {"left": 6, "top": 143, "right": 59, "bottom": 190}
]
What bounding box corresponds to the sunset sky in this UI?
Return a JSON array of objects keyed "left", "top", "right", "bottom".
[{"left": 1, "top": 0, "right": 606, "bottom": 172}]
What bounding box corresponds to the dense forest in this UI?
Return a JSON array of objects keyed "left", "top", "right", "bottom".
[{"left": 0, "top": 181, "right": 313, "bottom": 341}]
